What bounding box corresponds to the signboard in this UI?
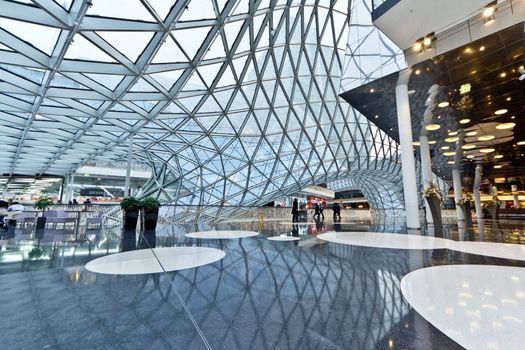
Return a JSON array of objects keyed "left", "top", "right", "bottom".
[{"left": 80, "top": 188, "right": 106, "bottom": 197}]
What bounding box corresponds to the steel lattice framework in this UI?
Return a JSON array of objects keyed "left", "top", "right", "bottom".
[{"left": 0, "top": 0, "right": 409, "bottom": 210}]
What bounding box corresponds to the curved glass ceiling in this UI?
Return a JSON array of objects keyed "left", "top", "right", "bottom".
[{"left": 0, "top": 0, "right": 408, "bottom": 208}]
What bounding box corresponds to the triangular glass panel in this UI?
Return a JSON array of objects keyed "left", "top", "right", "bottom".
[
  {"left": 152, "top": 37, "right": 188, "bottom": 63},
  {"left": 87, "top": 0, "right": 155, "bottom": 22},
  {"left": 183, "top": 71, "right": 206, "bottom": 91},
  {"left": 51, "top": 73, "right": 88, "bottom": 89},
  {"left": 146, "top": 0, "right": 174, "bottom": 21},
  {"left": 199, "top": 95, "right": 222, "bottom": 113},
  {"left": 213, "top": 89, "right": 234, "bottom": 109},
  {"left": 150, "top": 70, "right": 184, "bottom": 90},
  {"left": 204, "top": 33, "right": 226, "bottom": 60},
  {"left": 65, "top": 34, "right": 116, "bottom": 62},
  {"left": 97, "top": 31, "right": 154, "bottom": 62},
  {"left": 179, "top": 1, "right": 216, "bottom": 21},
  {"left": 110, "top": 103, "right": 133, "bottom": 112},
  {"left": 0, "top": 18, "right": 59, "bottom": 55},
  {"left": 198, "top": 62, "right": 223, "bottom": 87},
  {"left": 133, "top": 101, "right": 158, "bottom": 112},
  {"left": 85, "top": 73, "right": 124, "bottom": 90},
  {"left": 129, "top": 78, "right": 157, "bottom": 92},
  {"left": 178, "top": 95, "right": 203, "bottom": 112},
  {"left": 172, "top": 26, "right": 211, "bottom": 60},
  {"left": 217, "top": 65, "right": 236, "bottom": 88}
]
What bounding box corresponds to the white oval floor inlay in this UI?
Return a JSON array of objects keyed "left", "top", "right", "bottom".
[
  {"left": 267, "top": 235, "right": 300, "bottom": 241},
  {"left": 186, "top": 230, "right": 259, "bottom": 239},
  {"left": 401, "top": 265, "right": 525, "bottom": 350},
  {"left": 450, "top": 241, "right": 525, "bottom": 261},
  {"left": 317, "top": 231, "right": 450, "bottom": 250},
  {"left": 85, "top": 247, "right": 225, "bottom": 275}
]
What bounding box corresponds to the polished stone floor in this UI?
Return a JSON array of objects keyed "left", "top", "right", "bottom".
[{"left": 0, "top": 218, "right": 524, "bottom": 350}]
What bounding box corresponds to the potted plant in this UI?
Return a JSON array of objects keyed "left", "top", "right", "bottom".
[
  {"left": 422, "top": 184, "right": 444, "bottom": 237},
  {"left": 457, "top": 191, "right": 473, "bottom": 227},
  {"left": 120, "top": 197, "right": 141, "bottom": 251},
  {"left": 34, "top": 197, "right": 53, "bottom": 236},
  {"left": 139, "top": 197, "right": 161, "bottom": 249}
]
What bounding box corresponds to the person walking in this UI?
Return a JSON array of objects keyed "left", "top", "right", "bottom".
[{"left": 291, "top": 198, "right": 299, "bottom": 222}]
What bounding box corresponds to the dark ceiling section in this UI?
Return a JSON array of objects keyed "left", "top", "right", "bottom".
[{"left": 340, "top": 23, "right": 525, "bottom": 182}]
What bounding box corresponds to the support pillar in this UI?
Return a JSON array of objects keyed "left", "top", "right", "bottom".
[
  {"left": 473, "top": 164, "right": 482, "bottom": 219},
  {"left": 452, "top": 168, "right": 465, "bottom": 221},
  {"left": 124, "top": 136, "right": 134, "bottom": 197},
  {"left": 396, "top": 68, "right": 420, "bottom": 229},
  {"left": 512, "top": 185, "right": 519, "bottom": 208},
  {"left": 419, "top": 135, "right": 433, "bottom": 224}
]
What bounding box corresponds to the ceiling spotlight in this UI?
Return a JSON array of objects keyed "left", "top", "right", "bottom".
[
  {"left": 462, "top": 144, "right": 476, "bottom": 150},
  {"left": 444, "top": 151, "right": 456, "bottom": 156},
  {"left": 494, "top": 154, "right": 503, "bottom": 159},
  {"left": 494, "top": 109, "right": 508, "bottom": 115},
  {"left": 506, "top": 97, "right": 511, "bottom": 101},
  {"left": 425, "top": 124, "right": 441, "bottom": 131},
  {"left": 413, "top": 141, "right": 421, "bottom": 146},
  {"left": 459, "top": 119, "right": 470, "bottom": 124},
  {"left": 493, "top": 165, "right": 502, "bottom": 169},
  {"left": 517, "top": 141, "right": 525, "bottom": 145},
  {"left": 370, "top": 88, "right": 375, "bottom": 93},
  {"left": 448, "top": 131, "right": 458, "bottom": 136},
  {"left": 479, "top": 46, "right": 485, "bottom": 51},
  {"left": 467, "top": 154, "right": 475, "bottom": 159},
  {"left": 441, "top": 146, "right": 450, "bottom": 150},
  {"left": 447, "top": 161, "right": 455, "bottom": 165},
  {"left": 375, "top": 115, "right": 379, "bottom": 119},
  {"left": 478, "top": 135, "right": 495, "bottom": 141},
  {"left": 423, "top": 36, "right": 432, "bottom": 47},
  {"left": 445, "top": 137, "right": 459, "bottom": 142},
  {"left": 480, "top": 148, "right": 495, "bottom": 153},
  {"left": 438, "top": 101, "right": 449, "bottom": 108},
  {"left": 466, "top": 131, "right": 478, "bottom": 136},
  {"left": 499, "top": 72, "right": 506, "bottom": 78},
  {"left": 496, "top": 122, "right": 516, "bottom": 130},
  {"left": 413, "top": 41, "right": 422, "bottom": 52},
  {"left": 428, "top": 140, "right": 436, "bottom": 145}
]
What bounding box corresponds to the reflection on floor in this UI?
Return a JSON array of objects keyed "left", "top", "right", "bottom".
[
  {"left": 401, "top": 265, "right": 525, "bottom": 350},
  {"left": 185, "top": 230, "right": 260, "bottom": 239},
  {"left": 0, "top": 218, "right": 524, "bottom": 349}
]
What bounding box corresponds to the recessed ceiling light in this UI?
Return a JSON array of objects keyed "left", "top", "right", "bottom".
[
  {"left": 480, "top": 148, "right": 495, "bottom": 153},
  {"left": 506, "top": 97, "right": 511, "bottom": 101},
  {"left": 441, "top": 146, "right": 450, "bottom": 150},
  {"left": 445, "top": 137, "right": 459, "bottom": 142},
  {"left": 478, "top": 135, "right": 495, "bottom": 141},
  {"left": 494, "top": 109, "right": 508, "bottom": 115},
  {"left": 462, "top": 144, "right": 476, "bottom": 150},
  {"left": 517, "top": 141, "right": 525, "bottom": 145},
  {"left": 511, "top": 116, "right": 515, "bottom": 119},
  {"left": 467, "top": 154, "right": 475, "bottom": 159},
  {"left": 428, "top": 140, "right": 436, "bottom": 145},
  {"left": 447, "top": 161, "right": 455, "bottom": 165},
  {"left": 494, "top": 154, "right": 503, "bottom": 159},
  {"left": 413, "top": 41, "right": 422, "bottom": 51},
  {"left": 370, "top": 88, "right": 375, "bottom": 93},
  {"left": 494, "top": 165, "right": 502, "bottom": 169},
  {"left": 466, "top": 131, "right": 478, "bottom": 136},
  {"left": 413, "top": 141, "right": 421, "bottom": 146},
  {"left": 464, "top": 47, "right": 472, "bottom": 54},
  {"left": 423, "top": 37, "right": 432, "bottom": 46},
  {"left": 425, "top": 124, "right": 441, "bottom": 131},
  {"left": 496, "top": 122, "right": 516, "bottom": 130},
  {"left": 483, "top": 5, "right": 495, "bottom": 18},
  {"left": 448, "top": 131, "right": 458, "bottom": 136},
  {"left": 444, "top": 151, "right": 456, "bottom": 156},
  {"left": 438, "top": 101, "right": 449, "bottom": 108},
  {"left": 415, "top": 69, "right": 421, "bottom": 75},
  {"left": 500, "top": 72, "right": 506, "bottom": 78},
  {"left": 459, "top": 119, "right": 470, "bottom": 124},
  {"left": 375, "top": 115, "right": 379, "bottom": 119},
  {"left": 479, "top": 46, "right": 485, "bottom": 51}
]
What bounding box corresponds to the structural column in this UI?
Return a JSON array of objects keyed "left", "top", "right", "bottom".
[
  {"left": 396, "top": 68, "right": 420, "bottom": 229},
  {"left": 452, "top": 168, "right": 465, "bottom": 221},
  {"left": 124, "top": 135, "right": 134, "bottom": 197},
  {"left": 419, "top": 135, "right": 433, "bottom": 224},
  {"left": 473, "top": 164, "right": 482, "bottom": 219}
]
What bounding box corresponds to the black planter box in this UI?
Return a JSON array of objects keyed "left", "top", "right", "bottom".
[
  {"left": 122, "top": 208, "right": 139, "bottom": 251},
  {"left": 35, "top": 216, "right": 47, "bottom": 239},
  {"left": 425, "top": 195, "right": 443, "bottom": 238},
  {"left": 140, "top": 208, "right": 158, "bottom": 249}
]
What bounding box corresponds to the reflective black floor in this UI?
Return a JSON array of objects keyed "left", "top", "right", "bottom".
[{"left": 1, "top": 218, "right": 525, "bottom": 349}]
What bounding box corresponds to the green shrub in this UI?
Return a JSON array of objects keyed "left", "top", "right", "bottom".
[
  {"left": 140, "top": 197, "right": 161, "bottom": 210},
  {"left": 34, "top": 197, "right": 53, "bottom": 210},
  {"left": 120, "top": 197, "right": 141, "bottom": 210}
]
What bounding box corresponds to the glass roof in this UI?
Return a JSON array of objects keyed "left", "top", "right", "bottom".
[{"left": 0, "top": 0, "right": 410, "bottom": 208}]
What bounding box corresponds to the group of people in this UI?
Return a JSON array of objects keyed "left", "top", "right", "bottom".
[
  {"left": 291, "top": 199, "right": 343, "bottom": 222},
  {"left": 0, "top": 200, "right": 25, "bottom": 239}
]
